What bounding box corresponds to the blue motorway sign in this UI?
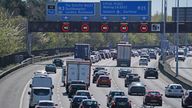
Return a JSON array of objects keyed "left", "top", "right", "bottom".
[
  {"left": 100, "top": 1, "right": 150, "bottom": 16},
  {"left": 57, "top": 2, "right": 95, "bottom": 15}
]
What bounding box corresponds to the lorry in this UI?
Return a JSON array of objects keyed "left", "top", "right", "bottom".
[
  {"left": 117, "top": 43, "right": 132, "bottom": 67},
  {"left": 64, "top": 59, "right": 91, "bottom": 93},
  {"left": 74, "top": 43, "right": 90, "bottom": 60}
]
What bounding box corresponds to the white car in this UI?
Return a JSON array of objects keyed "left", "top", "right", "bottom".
[
  {"left": 35, "top": 100, "right": 57, "bottom": 108},
  {"left": 165, "top": 84, "right": 184, "bottom": 97},
  {"left": 139, "top": 58, "right": 148, "bottom": 65}
]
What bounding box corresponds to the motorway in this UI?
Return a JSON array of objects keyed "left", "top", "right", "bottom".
[
  {"left": 0, "top": 56, "right": 184, "bottom": 108},
  {"left": 169, "top": 57, "right": 192, "bottom": 81}
]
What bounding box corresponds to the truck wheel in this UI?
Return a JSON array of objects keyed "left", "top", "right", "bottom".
[
  {"left": 96, "top": 84, "right": 99, "bottom": 87},
  {"left": 156, "top": 76, "right": 158, "bottom": 79},
  {"left": 144, "top": 76, "right": 147, "bottom": 79},
  {"left": 108, "top": 84, "right": 111, "bottom": 87}
]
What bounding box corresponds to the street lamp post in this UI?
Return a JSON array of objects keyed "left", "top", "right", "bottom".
[{"left": 176, "top": 0, "right": 180, "bottom": 77}]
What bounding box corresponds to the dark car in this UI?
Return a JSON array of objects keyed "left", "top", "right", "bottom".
[
  {"left": 144, "top": 68, "right": 158, "bottom": 79},
  {"left": 182, "top": 90, "right": 192, "bottom": 108},
  {"left": 124, "top": 73, "right": 140, "bottom": 87},
  {"left": 92, "top": 72, "right": 106, "bottom": 83},
  {"left": 68, "top": 84, "right": 88, "bottom": 98},
  {"left": 109, "top": 96, "right": 132, "bottom": 108},
  {"left": 53, "top": 58, "right": 63, "bottom": 67},
  {"left": 106, "top": 90, "right": 125, "bottom": 107},
  {"left": 66, "top": 80, "right": 86, "bottom": 93},
  {"left": 45, "top": 64, "right": 56, "bottom": 73},
  {"left": 118, "top": 68, "right": 132, "bottom": 78},
  {"left": 79, "top": 99, "right": 100, "bottom": 108},
  {"left": 149, "top": 52, "right": 157, "bottom": 59},
  {"left": 143, "top": 90, "right": 162, "bottom": 106},
  {"left": 69, "top": 96, "right": 88, "bottom": 108},
  {"left": 128, "top": 82, "right": 146, "bottom": 96},
  {"left": 93, "top": 67, "right": 106, "bottom": 74},
  {"left": 75, "top": 90, "right": 92, "bottom": 99}
]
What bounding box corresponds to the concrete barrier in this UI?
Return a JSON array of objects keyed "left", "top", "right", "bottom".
[
  {"left": 159, "top": 58, "right": 192, "bottom": 89},
  {"left": 0, "top": 52, "right": 73, "bottom": 79}
]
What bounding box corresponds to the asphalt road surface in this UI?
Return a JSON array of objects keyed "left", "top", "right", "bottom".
[{"left": 0, "top": 56, "right": 184, "bottom": 108}]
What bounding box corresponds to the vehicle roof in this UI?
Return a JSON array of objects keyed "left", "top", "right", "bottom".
[
  {"left": 113, "top": 96, "right": 128, "bottom": 99},
  {"left": 169, "top": 84, "right": 182, "bottom": 86},
  {"left": 73, "top": 95, "right": 88, "bottom": 98},
  {"left": 140, "top": 57, "right": 148, "bottom": 60},
  {"left": 130, "top": 82, "right": 145, "bottom": 86},
  {"left": 71, "top": 80, "right": 85, "bottom": 82},
  {"left": 39, "top": 100, "right": 54, "bottom": 103},
  {"left": 76, "top": 90, "right": 89, "bottom": 93},
  {"left": 119, "top": 68, "right": 132, "bottom": 71},
  {"left": 70, "top": 84, "right": 86, "bottom": 86},
  {"left": 82, "top": 99, "right": 97, "bottom": 102},
  {"left": 146, "top": 90, "right": 160, "bottom": 93},
  {"left": 95, "top": 72, "right": 106, "bottom": 74},
  {"left": 110, "top": 90, "right": 124, "bottom": 92},
  {"left": 99, "top": 75, "right": 109, "bottom": 78},
  {"left": 32, "top": 87, "right": 51, "bottom": 89}
]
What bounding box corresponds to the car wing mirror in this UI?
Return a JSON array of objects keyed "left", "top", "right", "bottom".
[
  {"left": 29, "top": 84, "right": 32, "bottom": 88},
  {"left": 28, "top": 91, "right": 31, "bottom": 95},
  {"left": 52, "top": 85, "right": 54, "bottom": 89},
  {"left": 55, "top": 104, "right": 58, "bottom": 106}
]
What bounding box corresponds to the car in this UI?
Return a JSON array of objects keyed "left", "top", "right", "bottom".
[
  {"left": 109, "top": 96, "right": 132, "bottom": 108},
  {"left": 187, "top": 51, "right": 192, "bottom": 57},
  {"left": 118, "top": 68, "right": 132, "bottom": 78},
  {"left": 112, "top": 52, "right": 117, "bottom": 60},
  {"left": 53, "top": 58, "right": 63, "bottom": 67},
  {"left": 96, "top": 75, "right": 111, "bottom": 87},
  {"left": 106, "top": 90, "right": 125, "bottom": 107},
  {"left": 68, "top": 84, "right": 88, "bottom": 98},
  {"left": 28, "top": 87, "right": 53, "bottom": 108},
  {"left": 144, "top": 68, "right": 158, "bottom": 79},
  {"left": 93, "top": 67, "right": 106, "bottom": 74},
  {"left": 149, "top": 52, "right": 157, "bottom": 59},
  {"left": 177, "top": 49, "right": 186, "bottom": 61},
  {"left": 165, "top": 84, "right": 184, "bottom": 97},
  {"left": 69, "top": 95, "right": 88, "bottom": 108},
  {"left": 35, "top": 100, "right": 57, "bottom": 108},
  {"left": 140, "top": 54, "right": 150, "bottom": 62},
  {"left": 33, "top": 70, "right": 48, "bottom": 77},
  {"left": 79, "top": 99, "right": 100, "bottom": 108},
  {"left": 75, "top": 90, "right": 92, "bottom": 99},
  {"left": 124, "top": 73, "right": 140, "bottom": 87},
  {"left": 90, "top": 55, "right": 97, "bottom": 63},
  {"left": 45, "top": 64, "right": 57, "bottom": 73},
  {"left": 66, "top": 80, "right": 86, "bottom": 93},
  {"left": 182, "top": 90, "right": 192, "bottom": 108},
  {"left": 92, "top": 72, "right": 106, "bottom": 83},
  {"left": 143, "top": 90, "right": 163, "bottom": 106},
  {"left": 128, "top": 82, "right": 146, "bottom": 96},
  {"left": 139, "top": 58, "right": 148, "bottom": 66}
]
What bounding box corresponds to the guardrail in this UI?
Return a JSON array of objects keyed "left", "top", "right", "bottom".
[
  {"left": 158, "top": 57, "right": 192, "bottom": 89},
  {"left": 0, "top": 52, "right": 73, "bottom": 79}
]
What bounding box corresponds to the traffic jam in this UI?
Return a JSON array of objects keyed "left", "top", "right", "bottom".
[{"left": 27, "top": 43, "right": 192, "bottom": 108}]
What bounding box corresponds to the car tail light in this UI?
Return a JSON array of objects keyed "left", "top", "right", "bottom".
[{"left": 112, "top": 102, "right": 115, "bottom": 106}]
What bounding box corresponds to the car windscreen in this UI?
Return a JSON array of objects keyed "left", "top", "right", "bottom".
[
  {"left": 170, "top": 85, "right": 182, "bottom": 89},
  {"left": 39, "top": 102, "right": 54, "bottom": 106},
  {"left": 131, "top": 86, "right": 145, "bottom": 92},
  {"left": 72, "top": 85, "right": 86, "bottom": 90},
  {"left": 34, "top": 89, "right": 50, "bottom": 96},
  {"left": 77, "top": 92, "right": 90, "bottom": 96},
  {"left": 83, "top": 101, "right": 97, "bottom": 106},
  {"left": 115, "top": 98, "right": 128, "bottom": 102},
  {"left": 111, "top": 92, "right": 125, "bottom": 97},
  {"left": 73, "top": 97, "right": 87, "bottom": 102},
  {"left": 148, "top": 91, "right": 160, "bottom": 96},
  {"left": 100, "top": 77, "right": 109, "bottom": 80}
]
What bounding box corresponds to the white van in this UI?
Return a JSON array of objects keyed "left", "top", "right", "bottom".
[
  {"left": 177, "top": 49, "right": 185, "bottom": 61},
  {"left": 28, "top": 87, "right": 53, "bottom": 108},
  {"left": 30, "top": 75, "right": 54, "bottom": 89}
]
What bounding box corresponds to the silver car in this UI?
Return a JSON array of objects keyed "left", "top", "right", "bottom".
[{"left": 165, "top": 84, "right": 184, "bottom": 97}]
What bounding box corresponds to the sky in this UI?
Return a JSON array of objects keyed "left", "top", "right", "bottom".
[{"left": 59, "top": 0, "right": 192, "bottom": 16}]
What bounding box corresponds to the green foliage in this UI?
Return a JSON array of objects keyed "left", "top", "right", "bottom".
[{"left": 0, "top": 8, "right": 26, "bottom": 56}]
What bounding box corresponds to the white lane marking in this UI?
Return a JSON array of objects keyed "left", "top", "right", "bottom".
[{"left": 19, "top": 79, "right": 31, "bottom": 108}]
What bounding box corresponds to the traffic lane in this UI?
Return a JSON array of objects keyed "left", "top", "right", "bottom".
[
  {"left": 0, "top": 56, "right": 72, "bottom": 108},
  {"left": 110, "top": 57, "right": 182, "bottom": 108},
  {"left": 91, "top": 57, "right": 141, "bottom": 108},
  {"left": 169, "top": 57, "right": 192, "bottom": 81}
]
